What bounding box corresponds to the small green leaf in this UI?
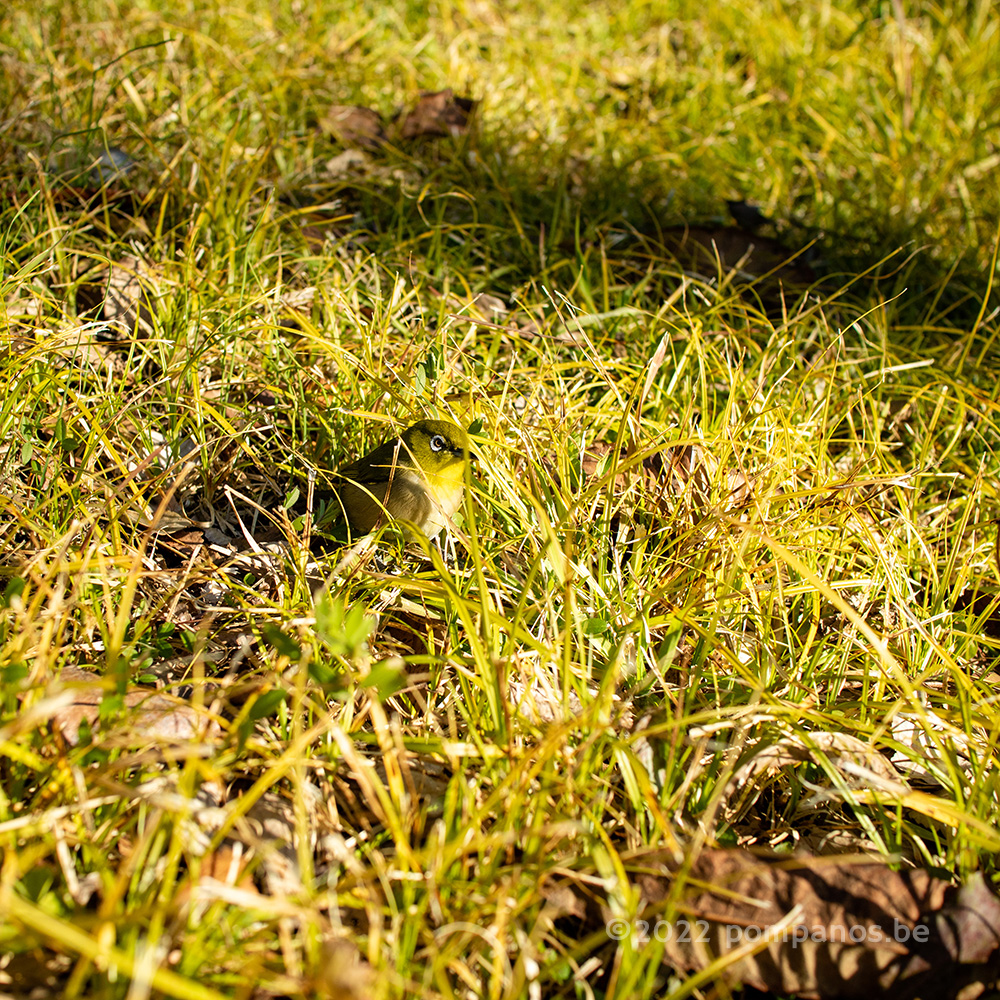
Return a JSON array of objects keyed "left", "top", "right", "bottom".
[
  {"left": 314, "top": 592, "right": 374, "bottom": 658},
  {"left": 249, "top": 688, "right": 289, "bottom": 720},
  {"left": 53, "top": 417, "right": 79, "bottom": 452},
  {"left": 425, "top": 346, "right": 440, "bottom": 381},
  {"left": 20, "top": 866, "right": 55, "bottom": 904},
  {"left": 283, "top": 487, "right": 300, "bottom": 510},
  {"left": 98, "top": 691, "right": 125, "bottom": 723},
  {"left": 262, "top": 624, "right": 301, "bottom": 660},
  {"left": 657, "top": 627, "right": 684, "bottom": 667},
  {"left": 360, "top": 659, "right": 404, "bottom": 699},
  {"left": 584, "top": 616, "right": 609, "bottom": 636},
  {"left": 308, "top": 660, "right": 347, "bottom": 689},
  {"left": 2, "top": 662, "right": 28, "bottom": 685},
  {"left": 3, "top": 577, "right": 26, "bottom": 607}
]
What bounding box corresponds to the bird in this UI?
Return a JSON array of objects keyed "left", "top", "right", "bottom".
[{"left": 332, "top": 419, "right": 472, "bottom": 539}]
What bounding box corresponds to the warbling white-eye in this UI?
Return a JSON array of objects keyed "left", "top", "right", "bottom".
[{"left": 334, "top": 419, "right": 471, "bottom": 538}]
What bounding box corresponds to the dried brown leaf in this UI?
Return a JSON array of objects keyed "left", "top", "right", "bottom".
[
  {"left": 46, "top": 327, "right": 123, "bottom": 378},
  {"left": 236, "top": 791, "right": 304, "bottom": 899},
  {"left": 397, "top": 89, "right": 476, "bottom": 140},
  {"left": 734, "top": 731, "right": 902, "bottom": 787},
  {"left": 320, "top": 105, "right": 386, "bottom": 149},
  {"left": 194, "top": 844, "right": 255, "bottom": 889},
  {"left": 889, "top": 711, "right": 976, "bottom": 785},
  {"left": 279, "top": 286, "right": 317, "bottom": 316},
  {"left": 610, "top": 849, "right": 1000, "bottom": 999},
  {"left": 322, "top": 148, "right": 371, "bottom": 180},
  {"left": 579, "top": 442, "right": 751, "bottom": 514},
  {"left": 102, "top": 255, "right": 160, "bottom": 336},
  {"left": 469, "top": 292, "right": 508, "bottom": 318},
  {"left": 658, "top": 225, "right": 817, "bottom": 286},
  {"left": 315, "top": 938, "right": 376, "bottom": 1000},
  {"left": 48, "top": 667, "right": 222, "bottom": 746}
]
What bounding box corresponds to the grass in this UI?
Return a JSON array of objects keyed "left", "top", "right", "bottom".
[{"left": 2, "top": 0, "right": 1000, "bottom": 996}]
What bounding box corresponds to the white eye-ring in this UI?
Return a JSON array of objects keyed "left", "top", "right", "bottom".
[{"left": 430, "top": 434, "right": 447, "bottom": 452}]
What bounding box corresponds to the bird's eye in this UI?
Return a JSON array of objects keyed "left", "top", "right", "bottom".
[{"left": 430, "top": 434, "right": 446, "bottom": 452}]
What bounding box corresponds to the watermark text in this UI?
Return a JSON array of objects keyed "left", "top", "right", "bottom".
[{"left": 606, "top": 917, "right": 929, "bottom": 947}]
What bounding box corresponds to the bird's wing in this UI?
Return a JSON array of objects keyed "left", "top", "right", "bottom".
[{"left": 335, "top": 439, "right": 405, "bottom": 484}]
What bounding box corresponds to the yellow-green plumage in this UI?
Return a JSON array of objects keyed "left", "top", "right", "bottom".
[{"left": 334, "top": 419, "right": 470, "bottom": 538}]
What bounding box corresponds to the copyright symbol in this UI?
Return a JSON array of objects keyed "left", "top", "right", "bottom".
[{"left": 607, "top": 919, "right": 630, "bottom": 941}]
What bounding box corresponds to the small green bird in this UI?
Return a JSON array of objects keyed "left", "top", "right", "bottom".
[{"left": 334, "top": 419, "right": 472, "bottom": 538}]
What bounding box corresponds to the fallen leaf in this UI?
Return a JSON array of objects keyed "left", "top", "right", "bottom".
[
  {"left": 889, "top": 710, "right": 976, "bottom": 785},
  {"left": 733, "top": 731, "right": 902, "bottom": 788},
  {"left": 320, "top": 105, "right": 386, "bottom": 149},
  {"left": 397, "top": 89, "right": 476, "bottom": 140},
  {"left": 236, "top": 791, "right": 304, "bottom": 899},
  {"left": 721, "top": 731, "right": 904, "bottom": 830},
  {"left": 87, "top": 147, "right": 136, "bottom": 187},
  {"left": 191, "top": 844, "right": 255, "bottom": 890},
  {"left": 45, "top": 325, "right": 123, "bottom": 378},
  {"left": 46, "top": 667, "right": 222, "bottom": 746},
  {"left": 578, "top": 441, "right": 751, "bottom": 514},
  {"left": 315, "top": 938, "right": 376, "bottom": 1000},
  {"left": 102, "top": 255, "right": 160, "bottom": 336},
  {"left": 549, "top": 848, "right": 1000, "bottom": 999},
  {"left": 322, "top": 148, "right": 370, "bottom": 180},
  {"left": 469, "top": 291, "right": 508, "bottom": 319},
  {"left": 657, "top": 225, "right": 816, "bottom": 287},
  {"left": 279, "top": 286, "right": 317, "bottom": 316}
]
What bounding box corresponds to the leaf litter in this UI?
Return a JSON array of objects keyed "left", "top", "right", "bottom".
[{"left": 548, "top": 848, "right": 1000, "bottom": 999}]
